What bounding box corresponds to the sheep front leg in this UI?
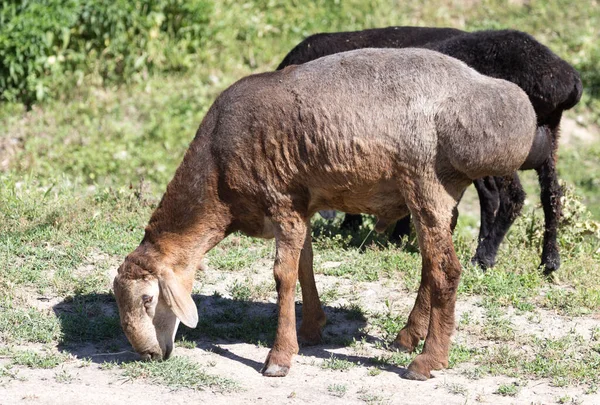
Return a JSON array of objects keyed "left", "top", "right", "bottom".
[
  {"left": 298, "top": 225, "right": 326, "bottom": 345},
  {"left": 262, "top": 215, "right": 307, "bottom": 377},
  {"left": 403, "top": 194, "right": 461, "bottom": 381}
]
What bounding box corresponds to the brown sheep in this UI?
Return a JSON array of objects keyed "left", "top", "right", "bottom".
[{"left": 113, "top": 48, "right": 537, "bottom": 380}]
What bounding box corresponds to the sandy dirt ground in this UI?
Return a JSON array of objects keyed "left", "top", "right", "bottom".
[{"left": 2, "top": 266, "right": 600, "bottom": 405}]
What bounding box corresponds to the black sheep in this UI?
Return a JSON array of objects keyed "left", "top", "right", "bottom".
[{"left": 277, "top": 27, "right": 583, "bottom": 275}]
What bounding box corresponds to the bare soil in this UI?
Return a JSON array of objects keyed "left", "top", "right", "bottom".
[{"left": 2, "top": 266, "right": 600, "bottom": 405}]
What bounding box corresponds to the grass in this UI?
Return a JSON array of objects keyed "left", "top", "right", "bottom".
[
  {"left": 120, "top": 356, "right": 238, "bottom": 392},
  {"left": 1, "top": 0, "right": 599, "bottom": 400},
  {"left": 9, "top": 349, "right": 71, "bottom": 369},
  {"left": 321, "top": 354, "right": 358, "bottom": 371},
  {"left": 438, "top": 381, "right": 468, "bottom": 396},
  {"left": 327, "top": 383, "right": 348, "bottom": 397},
  {"left": 0, "top": 304, "right": 62, "bottom": 344},
  {"left": 495, "top": 382, "right": 521, "bottom": 397},
  {"left": 468, "top": 331, "right": 600, "bottom": 389}
]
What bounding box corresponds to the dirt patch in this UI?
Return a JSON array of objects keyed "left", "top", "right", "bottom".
[{"left": 3, "top": 263, "right": 600, "bottom": 404}]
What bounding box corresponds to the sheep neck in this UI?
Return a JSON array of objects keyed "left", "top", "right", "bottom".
[{"left": 139, "top": 148, "right": 230, "bottom": 275}]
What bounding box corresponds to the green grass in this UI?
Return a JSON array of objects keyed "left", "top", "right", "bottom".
[
  {"left": 120, "top": 355, "right": 238, "bottom": 392},
  {"left": 327, "top": 383, "right": 348, "bottom": 397},
  {"left": 469, "top": 331, "right": 600, "bottom": 389},
  {"left": 495, "top": 382, "right": 521, "bottom": 397},
  {"left": 321, "top": 354, "right": 358, "bottom": 371},
  {"left": 0, "top": 304, "right": 62, "bottom": 344},
  {"left": 10, "top": 350, "right": 71, "bottom": 369}
]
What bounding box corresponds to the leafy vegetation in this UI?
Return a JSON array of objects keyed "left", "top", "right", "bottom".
[
  {"left": 120, "top": 355, "right": 238, "bottom": 391},
  {"left": 0, "top": 0, "right": 212, "bottom": 105}
]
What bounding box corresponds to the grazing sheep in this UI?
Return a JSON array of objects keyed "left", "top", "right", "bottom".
[
  {"left": 278, "top": 28, "right": 583, "bottom": 275},
  {"left": 113, "top": 48, "right": 537, "bottom": 380}
]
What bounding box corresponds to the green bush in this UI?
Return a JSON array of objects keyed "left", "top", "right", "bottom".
[{"left": 0, "top": 0, "right": 213, "bottom": 106}]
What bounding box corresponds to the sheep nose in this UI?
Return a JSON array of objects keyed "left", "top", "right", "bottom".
[{"left": 163, "top": 344, "right": 173, "bottom": 360}]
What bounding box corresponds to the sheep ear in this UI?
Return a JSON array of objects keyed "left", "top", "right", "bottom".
[{"left": 159, "top": 271, "right": 198, "bottom": 328}]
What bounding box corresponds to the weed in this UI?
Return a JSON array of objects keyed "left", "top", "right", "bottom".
[
  {"left": 11, "top": 350, "right": 71, "bottom": 369},
  {"left": 438, "top": 381, "right": 468, "bottom": 396},
  {"left": 54, "top": 368, "right": 74, "bottom": 384},
  {"left": 321, "top": 354, "right": 357, "bottom": 371},
  {"left": 176, "top": 336, "right": 197, "bottom": 350},
  {"left": 120, "top": 355, "right": 238, "bottom": 392},
  {"left": 327, "top": 383, "right": 348, "bottom": 397},
  {"left": 495, "top": 382, "right": 521, "bottom": 397}
]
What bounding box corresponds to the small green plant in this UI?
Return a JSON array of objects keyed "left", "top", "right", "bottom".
[
  {"left": 54, "top": 368, "right": 74, "bottom": 383},
  {"left": 11, "top": 350, "right": 71, "bottom": 369},
  {"left": 327, "top": 383, "right": 347, "bottom": 397},
  {"left": 368, "top": 367, "right": 382, "bottom": 376},
  {"left": 0, "top": 365, "right": 23, "bottom": 381},
  {"left": 438, "top": 381, "right": 468, "bottom": 396},
  {"left": 176, "top": 336, "right": 196, "bottom": 349},
  {"left": 120, "top": 356, "right": 238, "bottom": 392},
  {"left": 321, "top": 354, "right": 357, "bottom": 371},
  {"left": 495, "top": 382, "right": 520, "bottom": 397},
  {"left": 229, "top": 279, "right": 252, "bottom": 301}
]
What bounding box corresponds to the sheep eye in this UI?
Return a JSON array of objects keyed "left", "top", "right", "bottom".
[{"left": 142, "top": 294, "right": 153, "bottom": 307}]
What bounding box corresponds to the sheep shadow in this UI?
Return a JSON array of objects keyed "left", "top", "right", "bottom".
[{"left": 52, "top": 292, "right": 409, "bottom": 374}]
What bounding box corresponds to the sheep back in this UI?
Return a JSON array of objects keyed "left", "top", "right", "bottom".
[{"left": 208, "top": 48, "right": 536, "bottom": 198}]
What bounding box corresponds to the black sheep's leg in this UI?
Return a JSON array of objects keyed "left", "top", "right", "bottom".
[
  {"left": 389, "top": 215, "right": 412, "bottom": 242},
  {"left": 340, "top": 214, "right": 363, "bottom": 231},
  {"left": 472, "top": 174, "right": 525, "bottom": 269},
  {"left": 536, "top": 156, "right": 562, "bottom": 275},
  {"left": 471, "top": 177, "right": 500, "bottom": 268},
  {"left": 474, "top": 177, "right": 500, "bottom": 243}
]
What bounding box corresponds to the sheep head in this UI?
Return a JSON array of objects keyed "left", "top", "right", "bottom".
[{"left": 113, "top": 255, "right": 198, "bottom": 360}]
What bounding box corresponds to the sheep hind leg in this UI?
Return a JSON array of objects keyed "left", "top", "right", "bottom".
[
  {"left": 474, "top": 177, "right": 500, "bottom": 242},
  {"left": 297, "top": 225, "right": 326, "bottom": 345},
  {"left": 262, "top": 213, "right": 307, "bottom": 377},
  {"left": 537, "top": 155, "right": 562, "bottom": 275},
  {"left": 471, "top": 173, "right": 525, "bottom": 269},
  {"left": 402, "top": 189, "right": 462, "bottom": 380}
]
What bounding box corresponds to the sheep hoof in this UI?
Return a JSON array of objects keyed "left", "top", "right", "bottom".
[
  {"left": 261, "top": 363, "right": 290, "bottom": 377},
  {"left": 402, "top": 369, "right": 428, "bottom": 381},
  {"left": 471, "top": 255, "right": 494, "bottom": 271},
  {"left": 261, "top": 350, "right": 292, "bottom": 377},
  {"left": 541, "top": 259, "right": 560, "bottom": 277}
]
